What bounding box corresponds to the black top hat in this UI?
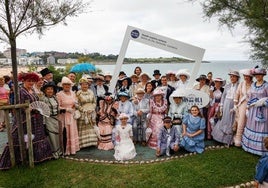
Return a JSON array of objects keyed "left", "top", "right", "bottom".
[
  {"left": 153, "top": 70, "right": 161, "bottom": 76},
  {"left": 41, "top": 82, "right": 57, "bottom": 93},
  {"left": 40, "top": 68, "right": 52, "bottom": 77}
]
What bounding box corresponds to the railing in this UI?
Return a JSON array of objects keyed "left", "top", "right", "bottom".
[{"left": 0, "top": 102, "right": 34, "bottom": 168}]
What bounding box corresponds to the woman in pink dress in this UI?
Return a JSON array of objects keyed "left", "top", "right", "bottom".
[
  {"left": 56, "top": 76, "right": 80, "bottom": 155},
  {"left": 147, "top": 88, "right": 168, "bottom": 149},
  {"left": 0, "top": 76, "right": 9, "bottom": 131},
  {"left": 233, "top": 69, "right": 253, "bottom": 147}
]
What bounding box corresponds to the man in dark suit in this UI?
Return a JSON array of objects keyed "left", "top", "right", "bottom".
[{"left": 151, "top": 70, "right": 162, "bottom": 87}]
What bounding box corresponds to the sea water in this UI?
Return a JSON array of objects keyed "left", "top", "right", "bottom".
[{"left": 96, "top": 60, "right": 266, "bottom": 81}]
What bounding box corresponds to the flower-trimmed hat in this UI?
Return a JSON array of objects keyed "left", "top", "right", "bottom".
[
  {"left": 79, "top": 77, "right": 88, "bottom": 84},
  {"left": 213, "top": 78, "right": 226, "bottom": 86},
  {"left": 152, "top": 88, "right": 165, "bottom": 96},
  {"left": 240, "top": 69, "right": 253, "bottom": 77},
  {"left": 18, "top": 72, "right": 40, "bottom": 82},
  {"left": 251, "top": 66, "right": 267, "bottom": 75}
]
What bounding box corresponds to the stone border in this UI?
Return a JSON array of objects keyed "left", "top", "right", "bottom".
[{"left": 63, "top": 145, "right": 226, "bottom": 164}]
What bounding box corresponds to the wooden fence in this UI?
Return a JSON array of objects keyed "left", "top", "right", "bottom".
[{"left": 0, "top": 102, "right": 34, "bottom": 168}]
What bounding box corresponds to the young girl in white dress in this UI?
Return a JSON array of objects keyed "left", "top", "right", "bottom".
[{"left": 114, "top": 113, "right": 136, "bottom": 161}]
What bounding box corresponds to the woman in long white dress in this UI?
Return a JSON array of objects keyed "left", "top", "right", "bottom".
[{"left": 114, "top": 113, "right": 136, "bottom": 161}]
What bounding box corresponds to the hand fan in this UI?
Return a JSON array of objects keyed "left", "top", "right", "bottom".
[{"left": 30, "top": 101, "right": 51, "bottom": 117}]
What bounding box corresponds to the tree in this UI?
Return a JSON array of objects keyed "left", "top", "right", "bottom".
[
  {"left": 0, "top": 0, "right": 88, "bottom": 164},
  {"left": 192, "top": 0, "right": 268, "bottom": 66}
]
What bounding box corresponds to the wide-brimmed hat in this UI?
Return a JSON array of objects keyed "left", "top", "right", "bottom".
[
  {"left": 118, "top": 76, "right": 132, "bottom": 86},
  {"left": 117, "top": 90, "right": 130, "bottom": 98},
  {"left": 41, "top": 82, "right": 57, "bottom": 93},
  {"left": 118, "top": 71, "right": 126, "bottom": 77},
  {"left": 61, "top": 76, "right": 73, "bottom": 85},
  {"left": 152, "top": 88, "right": 165, "bottom": 96},
  {"left": 18, "top": 72, "right": 40, "bottom": 82},
  {"left": 119, "top": 113, "right": 129, "bottom": 120},
  {"left": 228, "top": 70, "right": 240, "bottom": 77},
  {"left": 136, "top": 88, "right": 145, "bottom": 94},
  {"left": 104, "top": 92, "right": 114, "bottom": 100},
  {"left": 40, "top": 68, "right": 52, "bottom": 77},
  {"left": 140, "top": 72, "right": 151, "bottom": 80},
  {"left": 240, "top": 69, "right": 253, "bottom": 77},
  {"left": 130, "top": 74, "right": 139, "bottom": 79},
  {"left": 153, "top": 70, "right": 161, "bottom": 76},
  {"left": 166, "top": 70, "right": 176, "bottom": 75},
  {"left": 251, "top": 66, "right": 267, "bottom": 75},
  {"left": 104, "top": 71, "right": 112, "bottom": 77},
  {"left": 196, "top": 74, "right": 209, "bottom": 82},
  {"left": 170, "top": 89, "right": 186, "bottom": 98},
  {"left": 213, "top": 78, "right": 226, "bottom": 86},
  {"left": 95, "top": 74, "right": 105, "bottom": 81},
  {"left": 176, "top": 69, "right": 190, "bottom": 80},
  {"left": 82, "top": 74, "right": 93, "bottom": 82}
]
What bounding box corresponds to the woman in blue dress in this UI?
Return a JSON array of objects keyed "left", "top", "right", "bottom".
[{"left": 180, "top": 105, "right": 206, "bottom": 154}]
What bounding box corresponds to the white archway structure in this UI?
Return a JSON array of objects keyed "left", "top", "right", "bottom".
[{"left": 109, "top": 25, "right": 208, "bottom": 107}]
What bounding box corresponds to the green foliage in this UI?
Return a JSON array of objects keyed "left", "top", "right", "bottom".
[
  {"left": 0, "top": 148, "right": 259, "bottom": 187},
  {"left": 193, "top": 0, "right": 268, "bottom": 66}
]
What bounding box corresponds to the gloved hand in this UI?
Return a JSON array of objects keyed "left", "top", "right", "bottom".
[{"left": 254, "top": 97, "right": 268, "bottom": 107}]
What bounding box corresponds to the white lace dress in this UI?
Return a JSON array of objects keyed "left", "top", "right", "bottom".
[{"left": 114, "top": 124, "right": 136, "bottom": 160}]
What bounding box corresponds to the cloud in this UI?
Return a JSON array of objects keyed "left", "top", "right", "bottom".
[{"left": 1, "top": 0, "right": 250, "bottom": 60}]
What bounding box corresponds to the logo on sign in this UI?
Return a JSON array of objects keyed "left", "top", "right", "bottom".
[{"left": 131, "top": 30, "right": 139, "bottom": 39}]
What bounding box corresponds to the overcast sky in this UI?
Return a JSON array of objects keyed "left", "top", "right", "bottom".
[{"left": 1, "top": 0, "right": 251, "bottom": 60}]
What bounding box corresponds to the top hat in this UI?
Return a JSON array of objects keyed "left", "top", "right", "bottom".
[
  {"left": 153, "top": 70, "right": 161, "bottom": 76},
  {"left": 40, "top": 68, "right": 52, "bottom": 77}
]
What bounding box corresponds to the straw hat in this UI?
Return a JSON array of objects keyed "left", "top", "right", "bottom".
[
  {"left": 79, "top": 77, "right": 88, "bottom": 84},
  {"left": 140, "top": 72, "right": 151, "bottom": 80}
]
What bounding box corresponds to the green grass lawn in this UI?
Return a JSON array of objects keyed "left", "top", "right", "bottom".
[{"left": 0, "top": 147, "right": 259, "bottom": 188}]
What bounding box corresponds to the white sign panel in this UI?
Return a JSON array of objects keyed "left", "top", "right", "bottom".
[
  {"left": 183, "top": 89, "right": 210, "bottom": 108},
  {"left": 109, "top": 25, "right": 206, "bottom": 93}
]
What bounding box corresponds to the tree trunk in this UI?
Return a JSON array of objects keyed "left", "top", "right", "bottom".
[{"left": 10, "top": 38, "right": 27, "bottom": 164}]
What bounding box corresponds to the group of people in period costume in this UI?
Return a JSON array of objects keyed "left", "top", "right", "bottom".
[{"left": 0, "top": 64, "right": 267, "bottom": 185}]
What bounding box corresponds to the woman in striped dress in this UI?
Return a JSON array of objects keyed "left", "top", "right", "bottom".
[
  {"left": 76, "top": 78, "right": 98, "bottom": 148},
  {"left": 242, "top": 67, "right": 268, "bottom": 156}
]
